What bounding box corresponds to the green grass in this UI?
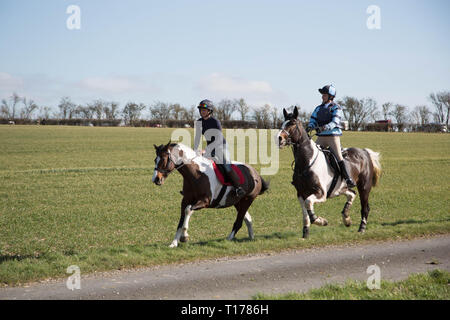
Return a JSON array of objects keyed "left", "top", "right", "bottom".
[
  {"left": 0, "top": 126, "right": 449, "bottom": 285},
  {"left": 253, "top": 269, "right": 450, "bottom": 300}
]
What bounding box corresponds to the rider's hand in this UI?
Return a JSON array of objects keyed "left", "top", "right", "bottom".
[{"left": 306, "top": 126, "right": 313, "bottom": 134}]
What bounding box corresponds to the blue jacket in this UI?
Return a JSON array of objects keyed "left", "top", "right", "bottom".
[{"left": 307, "top": 102, "right": 343, "bottom": 136}]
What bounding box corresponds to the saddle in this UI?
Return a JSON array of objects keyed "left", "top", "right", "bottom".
[
  {"left": 212, "top": 162, "right": 245, "bottom": 186},
  {"left": 319, "top": 146, "right": 347, "bottom": 198},
  {"left": 209, "top": 162, "right": 246, "bottom": 208}
]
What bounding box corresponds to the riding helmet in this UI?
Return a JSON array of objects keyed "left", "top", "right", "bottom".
[
  {"left": 197, "top": 99, "right": 214, "bottom": 111},
  {"left": 318, "top": 85, "right": 336, "bottom": 98}
]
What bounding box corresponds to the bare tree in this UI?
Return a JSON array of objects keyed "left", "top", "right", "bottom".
[
  {"left": 338, "top": 96, "right": 378, "bottom": 130},
  {"left": 253, "top": 104, "right": 271, "bottom": 129},
  {"left": 270, "top": 106, "right": 281, "bottom": 128},
  {"left": 150, "top": 101, "right": 171, "bottom": 124},
  {"left": 87, "top": 99, "right": 108, "bottom": 120},
  {"left": 104, "top": 102, "right": 120, "bottom": 120},
  {"left": 122, "top": 102, "right": 146, "bottom": 126},
  {"left": 411, "top": 105, "right": 431, "bottom": 125},
  {"left": 170, "top": 103, "right": 184, "bottom": 120},
  {"left": 216, "top": 99, "right": 236, "bottom": 122},
  {"left": 39, "top": 106, "right": 52, "bottom": 119},
  {"left": 21, "top": 97, "right": 38, "bottom": 120},
  {"left": 58, "top": 97, "right": 76, "bottom": 120},
  {"left": 77, "top": 105, "right": 94, "bottom": 119},
  {"left": 429, "top": 91, "right": 450, "bottom": 128},
  {"left": 182, "top": 105, "right": 196, "bottom": 122},
  {"left": 1, "top": 92, "right": 21, "bottom": 119},
  {"left": 392, "top": 104, "right": 409, "bottom": 129},
  {"left": 235, "top": 98, "right": 249, "bottom": 121},
  {"left": 381, "top": 102, "right": 393, "bottom": 120}
]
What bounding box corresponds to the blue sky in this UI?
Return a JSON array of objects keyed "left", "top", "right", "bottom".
[{"left": 1, "top": 0, "right": 449, "bottom": 116}]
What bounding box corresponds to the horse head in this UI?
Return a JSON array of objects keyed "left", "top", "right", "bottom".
[
  {"left": 277, "top": 106, "right": 305, "bottom": 148},
  {"left": 152, "top": 141, "right": 178, "bottom": 185}
]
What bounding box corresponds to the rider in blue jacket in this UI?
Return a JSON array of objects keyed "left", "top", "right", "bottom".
[{"left": 306, "top": 85, "right": 356, "bottom": 188}]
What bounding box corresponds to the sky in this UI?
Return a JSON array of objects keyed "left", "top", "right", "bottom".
[{"left": 1, "top": 0, "right": 449, "bottom": 117}]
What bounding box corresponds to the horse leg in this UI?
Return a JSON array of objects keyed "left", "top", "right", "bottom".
[
  {"left": 298, "top": 196, "right": 311, "bottom": 238},
  {"left": 228, "top": 198, "right": 254, "bottom": 240},
  {"left": 243, "top": 212, "right": 254, "bottom": 240},
  {"left": 180, "top": 205, "right": 193, "bottom": 243},
  {"left": 169, "top": 201, "right": 188, "bottom": 248},
  {"left": 342, "top": 189, "right": 356, "bottom": 227},
  {"left": 305, "top": 194, "right": 328, "bottom": 227},
  {"left": 358, "top": 187, "right": 371, "bottom": 233}
]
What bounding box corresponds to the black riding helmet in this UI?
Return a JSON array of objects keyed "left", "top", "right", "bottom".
[
  {"left": 318, "top": 85, "right": 336, "bottom": 98},
  {"left": 197, "top": 99, "right": 214, "bottom": 116}
]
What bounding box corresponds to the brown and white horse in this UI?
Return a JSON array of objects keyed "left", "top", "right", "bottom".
[
  {"left": 153, "top": 142, "right": 269, "bottom": 247},
  {"left": 277, "top": 107, "right": 382, "bottom": 238}
]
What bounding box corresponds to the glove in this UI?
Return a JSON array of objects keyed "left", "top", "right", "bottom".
[{"left": 306, "top": 126, "right": 313, "bottom": 134}]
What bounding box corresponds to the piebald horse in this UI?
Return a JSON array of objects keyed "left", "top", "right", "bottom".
[
  {"left": 152, "top": 142, "right": 269, "bottom": 247},
  {"left": 277, "top": 107, "right": 382, "bottom": 238}
]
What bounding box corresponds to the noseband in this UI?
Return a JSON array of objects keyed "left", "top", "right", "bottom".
[
  {"left": 281, "top": 120, "right": 303, "bottom": 146},
  {"left": 155, "top": 152, "right": 176, "bottom": 174}
]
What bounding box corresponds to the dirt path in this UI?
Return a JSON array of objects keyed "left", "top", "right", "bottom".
[{"left": 1, "top": 235, "right": 449, "bottom": 300}]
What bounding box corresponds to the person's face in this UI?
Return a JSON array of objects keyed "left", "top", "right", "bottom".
[
  {"left": 322, "top": 93, "right": 330, "bottom": 103},
  {"left": 200, "top": 108, "right": 210, "bottom": 119}
]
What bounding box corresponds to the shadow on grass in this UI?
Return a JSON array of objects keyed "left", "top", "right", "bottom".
[
  {"left": 189, "top": 231, "right": 299, "bottom": 247},
  {"left": 380, "top": 218, "right": 450, "bottom": 227},
  {"left": 0, "top": 254, "right": 41, "bottom": 264}
]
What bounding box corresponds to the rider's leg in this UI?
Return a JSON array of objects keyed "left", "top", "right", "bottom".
[
  {"left": 327, "top": 136, "right": 356, "bottom": 188},
  {"left": 223, "top": 144, "right": 245, "bottom": 197}
]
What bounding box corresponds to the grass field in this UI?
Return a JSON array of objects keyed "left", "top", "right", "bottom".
[
  {"left": 253, "top": 269, "right": 450, "bottom": 300},
  {"left": 0, "top": 125, "right": 449, "bottom": 285}
]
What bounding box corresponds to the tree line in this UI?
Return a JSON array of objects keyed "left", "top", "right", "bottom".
[{"left": 1, "top": 91, "right": 449, "bottom": 131}]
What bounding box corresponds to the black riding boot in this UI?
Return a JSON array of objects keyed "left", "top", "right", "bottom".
[
  {"left": 338, "top": 160, "right": 356, "bottom": 188},
  {"left": 228, "top": 169, "right": 246, "bottom": 197}
]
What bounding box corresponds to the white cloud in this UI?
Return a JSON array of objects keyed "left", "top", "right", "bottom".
[
  {"left": 195, "top": 73, "right": 289, "bottom": 108},
  {"left": 0, "top": 72, "right": 23, "bottom": 94}
]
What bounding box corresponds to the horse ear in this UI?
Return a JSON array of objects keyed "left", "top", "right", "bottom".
[
  {"left": 293, "top": 106, "right": 299, "bottom": 119},
  {"left": 153, "top": 144, "right": 157, "bottom": 149},
  {"left": 283, "top": 108, "right": 288, "bottom": 119}
]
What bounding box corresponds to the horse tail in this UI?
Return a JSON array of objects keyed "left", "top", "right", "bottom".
[
  {"left": 365, "top": 148, "right": 382, "bottom": 187},
  {"left": 259, "top": 177, "right": 270, "bottom": 195}
]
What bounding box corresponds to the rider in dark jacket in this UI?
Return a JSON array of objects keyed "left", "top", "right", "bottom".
[{"left": 194, "top": 99, "right": 245, "bottom": 197}]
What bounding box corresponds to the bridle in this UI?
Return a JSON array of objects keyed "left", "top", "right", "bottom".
[
  {"left": 155, "top": 151, "right": 176, "bottom": 174},
  {"left": 280, "top": 119, "right": 304, "bottom": 146},
  {"left": 155, "top": 149, "right": 199, "bottom": 174},
  {"left": 280, "top": 119, "right": 320, "bottom": 176}
]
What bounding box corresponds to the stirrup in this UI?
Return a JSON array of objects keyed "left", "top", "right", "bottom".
[{"left": 235, "top": 187, "right": 245, "bottom": 197}]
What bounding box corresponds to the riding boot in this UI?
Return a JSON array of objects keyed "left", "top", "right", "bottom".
[
  {"left": 338, "top": 160, "right": 356, "bottom": 188},
  {"left": 227, "top": 169, "right": 246, "bottom": 197}
]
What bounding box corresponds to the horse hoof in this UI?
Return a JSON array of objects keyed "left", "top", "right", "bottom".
[
  {"left": 358, "top": 226, "right": 366, "bottom": 233},
  {"left": 302, "top": 227, "right": 309, "bottom": 238},
  {"left": 180, "top": 235, "right": 189, "bottom": 243},
  {"left": 169, "top": 242, "right": 178, "bottom": 248},
  {"left": 343, "top": 217, "right": 352, "bottom": 227},
  {"left": 313, "top": 217, "right": 328, "bottom": 226}
]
